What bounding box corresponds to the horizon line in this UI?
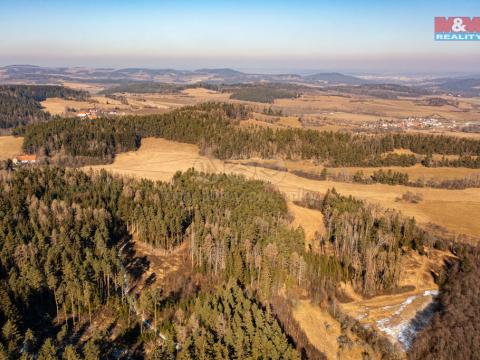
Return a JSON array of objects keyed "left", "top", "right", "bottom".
[{"left": 1, "top": 63, "right": 480, "bottom": 77}]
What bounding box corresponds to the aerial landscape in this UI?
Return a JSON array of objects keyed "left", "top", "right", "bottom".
[{"left": 0, "top": 1, "right": 479, "bottom": 359}]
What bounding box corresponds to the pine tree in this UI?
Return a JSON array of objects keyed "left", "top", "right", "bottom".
[{"left": 38, "top": 338, "right": 58, "bottom": 360}]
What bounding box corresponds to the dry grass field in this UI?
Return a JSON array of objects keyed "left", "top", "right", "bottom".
[
  {"left": 41, "top": 98, "right": 99, "bottom": 115},
  {"left": 288, "top": 202, "right": 325, "bottom": 251},
  {"left": 234, "top": 158, "right": 480, "bottom": 181},
  {"left": 275, "top": 94, "right": 480, "bottom": 124},
  {"left": 242, "top": 115, "right": 304, "bottom": 129},
  {"left": 293, "top": 300, "right": 378, "bottom": 360},
  {"left": 61, "top": 81, "right": 105, "bottom": 94},
  {"left": 87, "top": 138, "right": 480, "bottom": 239},
  {"left": 40, "top": 88, "right": 230, "bottom": 117},
  {"left": 181, "top": 87, "right": 230, "bottom": 101},
  {"left": 239, "top": 119, "right": 279, "bottom": 129},
  {"left": 277, "top": 116, "right": 303, "bottom": 128},
  {"left": 0, "top": 136, "right": 23, "bottom": 160}
]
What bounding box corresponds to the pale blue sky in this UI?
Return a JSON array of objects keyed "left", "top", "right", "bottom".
[{"left": 0, "top": 0, "right": 479, "bottom": 73}]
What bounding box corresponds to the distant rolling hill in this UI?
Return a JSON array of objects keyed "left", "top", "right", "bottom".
[
  {"left": 3, "top": 66, "right": 478, "bottom": 98},
  {"left": 0, "top": 65, "right": 367, "bottom": 86},
  {"left": 304, "top": 72, "right": 371, "bottom": 85},
  {"left": 432, "top": 77, "right": 480, "bottom": 96}
]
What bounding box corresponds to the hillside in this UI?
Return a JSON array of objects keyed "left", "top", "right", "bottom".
[
  {"left": 304, "top": 72, "right": 369, "bottom": 85},
  {"left": 0, "top": 85, "right": 89, "bottom": 129},
  {"left": 0, "top": 65, "right": 382, "bottom": 87}
]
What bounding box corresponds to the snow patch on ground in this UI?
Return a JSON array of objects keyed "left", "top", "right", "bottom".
[
  {"left": 423, "top": 290, "right": 439, "bottom": 297},
  {"left": 376, "top": 290, "right": 439, "bottom": 349}
]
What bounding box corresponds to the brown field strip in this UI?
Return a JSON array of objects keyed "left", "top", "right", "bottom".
[
  {"left": 276, "top": 94, "right": 480, "bottom": 124},
  {"left": 288, "top": 202, "right": 325, "bottom": 251},
  {"left": 293, "top": 300, "right": 378, "bottom": 360},
  {"left": 233, "top": 158, "right": 480, "bottom": 181}
]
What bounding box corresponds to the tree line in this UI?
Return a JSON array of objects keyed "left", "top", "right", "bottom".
[
  {"left": 0, "top": 85, "right": 88, "bottom": 129},
  {"left": 17, "top": 102, "right": 480, "bottom": 167},
  {"left": 282, "top": 166, "right": 480, "bottom": 190},
  {"left": 349, "top": 169, "right": 480, "bottom": 189}
]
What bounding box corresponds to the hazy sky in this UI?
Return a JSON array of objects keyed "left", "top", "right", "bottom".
[{"left": 1, "top": 0, "right": 479, "bottom": 73}]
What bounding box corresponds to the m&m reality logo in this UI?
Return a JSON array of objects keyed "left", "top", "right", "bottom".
[{"left": 435, "top": 17, "right": 480, "bottom": 41}]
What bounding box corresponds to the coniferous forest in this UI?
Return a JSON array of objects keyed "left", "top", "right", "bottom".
[
  {"left": 0, "top": 166, "right": 304, "bottom": 358},
  {"left": 17, "top": 103, "right": 480, "bottom": 167},
  {"left": 0, "top": 85, "right": 88, "bottom": 129}
]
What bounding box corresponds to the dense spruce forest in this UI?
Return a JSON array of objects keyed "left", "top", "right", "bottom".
[
  {"left": 0, "top": 166, "right": 306, "bottom": 358},
  {"left": 1, "top": 163, "right": 459, "bottom": 358},
  {"left": 229, "top": 84, "right": 302, "bottom": 103},
  {"left": 0, "top": 85, "right": 88, "bottom": 129},
  {"left": 17, "top": 103, "right": 480, "bottom": 168},
  {"left": 155, "top": 282, "right": 301, "bottom": 359}
]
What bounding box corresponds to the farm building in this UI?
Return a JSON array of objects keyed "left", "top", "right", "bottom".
[{"left": 12, "top": 154, "right": 37, "bottom": 165}]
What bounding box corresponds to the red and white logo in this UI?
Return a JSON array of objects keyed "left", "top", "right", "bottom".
[{"left": 435, "top": 17, "right": 480, "bottom": 40}]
